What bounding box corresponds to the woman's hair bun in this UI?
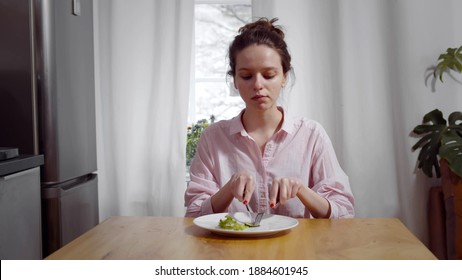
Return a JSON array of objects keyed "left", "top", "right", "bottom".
[{"left": 238, "top": 17, "right": 285, "bottom": 39}]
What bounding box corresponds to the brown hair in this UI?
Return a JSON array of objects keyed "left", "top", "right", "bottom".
[{"left": 227, "top": 18, "right": 292, "bottom": 77}]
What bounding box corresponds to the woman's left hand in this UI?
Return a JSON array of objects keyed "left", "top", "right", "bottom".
[
  {"left": 269, "top": 177, "right": 305, "bottom": 208},
  {"left": 269, "top": 177, "right": 331, "bottom": 218}
]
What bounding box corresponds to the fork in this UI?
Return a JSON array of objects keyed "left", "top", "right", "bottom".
[{"left": 245, "top": 204, "right": 264, "bottom": 227}]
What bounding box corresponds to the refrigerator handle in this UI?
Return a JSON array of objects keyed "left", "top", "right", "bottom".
[
  {"left": 72, "top": 0, "right": 81, "bottom": 16},
  {"left": 29, "top": 0, "right": 39, "bottom": 155}
]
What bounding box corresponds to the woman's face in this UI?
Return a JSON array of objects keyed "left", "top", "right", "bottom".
[{"left": 233, "top": 44, "right": 286, "bottom": 112}]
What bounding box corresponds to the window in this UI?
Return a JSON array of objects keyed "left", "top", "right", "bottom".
[
  {"left": 190, "top": 0, "right": 252, "bottom": 124},
  {"left": 186, "top": 1, "right": 251, "bottom": 170}
]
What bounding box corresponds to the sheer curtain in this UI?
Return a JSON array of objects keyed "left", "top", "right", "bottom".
[
  {"left": 253, "top": 0, "right": 462, "bottom": 244},
  {"left": 93, "top": 0, "right": 194, "bottom": 219}
]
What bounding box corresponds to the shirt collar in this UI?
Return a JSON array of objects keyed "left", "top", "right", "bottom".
[
  {"left": 227, "top": 107, "right": 296, "bottom": 136},
  {"left": 280, "top": 111, "right": 296, "bottom": 134},
  {"left": 228, "top": 110, "right": 247, "bottom": 136}
]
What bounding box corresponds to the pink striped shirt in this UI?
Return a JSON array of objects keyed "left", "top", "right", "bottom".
[{"left": 184, "top": 111, "right": 355, "bottom": 218}]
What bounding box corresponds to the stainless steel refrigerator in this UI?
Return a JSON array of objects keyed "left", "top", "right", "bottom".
[{"left": 0, "top": 0, "right": 99, "bottom": 258}]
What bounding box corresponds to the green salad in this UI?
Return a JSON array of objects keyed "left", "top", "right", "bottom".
[{"left": 218, "top": 215, "right": 248, "bottom": 230}]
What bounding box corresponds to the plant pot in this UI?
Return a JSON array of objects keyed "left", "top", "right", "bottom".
[
  {"left": 440, "top": 159, "right": 462, "bottom": 260},
  {"left": 428, "top": 186, "right": 447, "bottom": 259}
]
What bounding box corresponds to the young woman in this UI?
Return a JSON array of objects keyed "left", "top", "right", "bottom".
[{"left": 185, "top": 18, "right": 354, "bottom": 219}]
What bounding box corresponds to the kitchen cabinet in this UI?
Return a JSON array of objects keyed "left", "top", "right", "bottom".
[{"left": 0, "top": 155, "right": 44, "bottom": 259}]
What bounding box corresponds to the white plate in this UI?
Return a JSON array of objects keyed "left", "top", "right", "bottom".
[{"left": 193, "top": 212, "right": 299, "bottom": 237}]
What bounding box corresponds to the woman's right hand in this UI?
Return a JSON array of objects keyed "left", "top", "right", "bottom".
[
  {"left": 211, "top": 171, "right": 255, "bottom": 213},
  {"left": 225, "top": 171, "right": 255, "bottom": 204}
]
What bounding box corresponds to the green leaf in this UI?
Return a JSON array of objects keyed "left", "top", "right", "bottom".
[
  {"left": 411, "top": 110, "right": 462, "bottom": 178},
  {"left": 448, "top": 111, "right": 462, "bottom": 125},
  {"left": 413, "top": 124, "right": 446, "bottom": 135},
  {"left": 412, "top": 133, "right": 433, "bottom": 151},
  {"left": 422, "top": 109, "right": 446, "bottom": 125},
  {"left": 455, "top": 62, "right": 462, "bottom": 73},
  {"left": 433, "top": 45, "right": 462, "bottom": 82},
  {"left": 440, "top": 133, "right": 462, "bottom": 177}
]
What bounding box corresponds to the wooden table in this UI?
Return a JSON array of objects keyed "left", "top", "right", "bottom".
[{"left": 46, "top": 216, "right": 436, "bottom": 260}]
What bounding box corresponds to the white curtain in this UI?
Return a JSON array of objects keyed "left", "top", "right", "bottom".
[
  {"left": 94, "top": 0, "right": 194, "bottom": 218},
  {"left": 253, "top": 0, "right": 462, "bottom": 244}
]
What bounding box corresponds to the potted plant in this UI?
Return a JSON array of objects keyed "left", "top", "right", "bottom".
[
  {"left": 186, "top": 115, "right": 215, "bottom": 167},
  {"left": 411, "top": 45, "right": 462, "bottom": 260}
]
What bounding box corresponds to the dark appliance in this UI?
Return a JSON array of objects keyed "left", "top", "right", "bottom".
[{"left": 0, "top": 0, "right": 99, "bottom": 258}]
